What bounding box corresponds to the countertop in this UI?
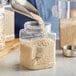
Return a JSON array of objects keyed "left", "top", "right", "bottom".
[{"left": 0, "top": 49, "right": 76, "bottom": 76}]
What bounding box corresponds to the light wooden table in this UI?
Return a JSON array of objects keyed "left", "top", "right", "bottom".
[
  {"left": 0, "top": 49, "right": 76, "bottom": 76},
  {"left": 0, "top": 39, "right": 20, "bottom": 57}
]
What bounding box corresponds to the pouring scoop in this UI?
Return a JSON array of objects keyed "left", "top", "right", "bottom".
[
  {"left": 11, "top": 0, "right": 45, "bottom": 31},
  {"left": 11, "top": 0, "right": 39, "bottom": 19}
]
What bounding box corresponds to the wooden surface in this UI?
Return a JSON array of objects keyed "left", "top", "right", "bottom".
[
  {"left": 60, "top": 18, "right": 76, "bottom": 48},
  {"left": 0, "top": 39, "right": 20, "bottom": 57}
]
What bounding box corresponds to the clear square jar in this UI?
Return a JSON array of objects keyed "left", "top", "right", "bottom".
[{"left": 19, "top": 21, "right": 56, "bottom": 70}]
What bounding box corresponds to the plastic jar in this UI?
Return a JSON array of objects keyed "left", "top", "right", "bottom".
[
  {"left": 57, "top": 0, "right": 76, "bottom": 57},
  {"left": 0, "top": 6, "right": 5, "bottom": 50},
  {"left": 19, "top": 21, "right": 56, "bottom": 70}
]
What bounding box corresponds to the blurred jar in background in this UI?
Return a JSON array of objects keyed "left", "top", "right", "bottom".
[
  {"left": 57, "top": 0, "right": 76, "bottom": 57},
  {"left": 0, "top": 6, "right": 5, "bottom": 50}
]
